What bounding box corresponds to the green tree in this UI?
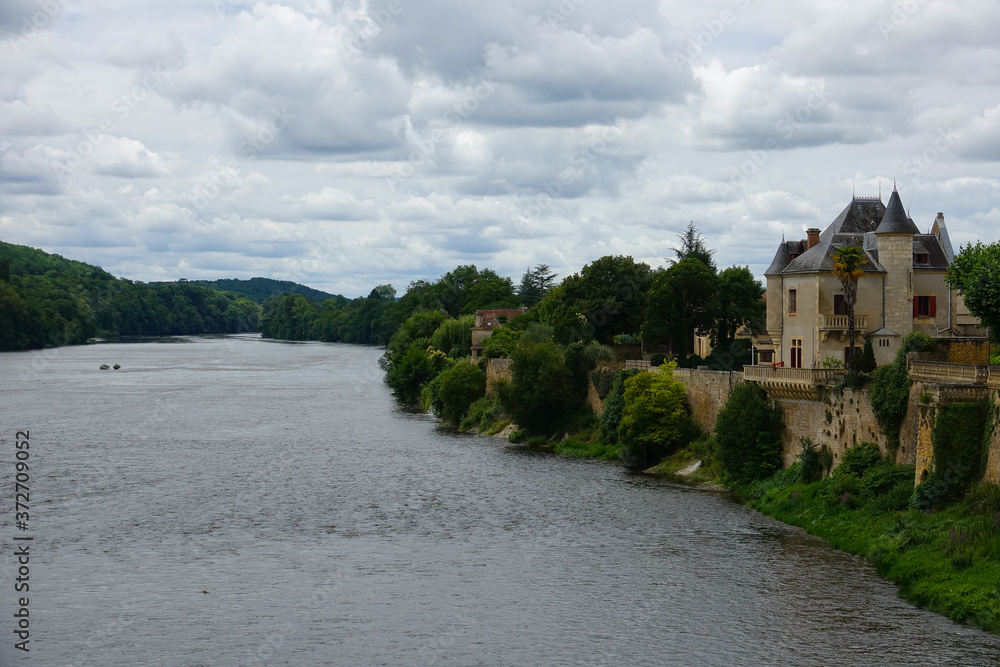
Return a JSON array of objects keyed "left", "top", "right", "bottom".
[
  {"left": 430, "top": 362, "right": 487, "bottom": 425},
  {"left": 385, "top": 341, "right": 449, "bottom": 403},
  {"left": 599, "top": 368, "right": 641, "bottom": 445},
  {"left": 715, "top": 383, "right": 783, "bottom": 485},
  {"left": 540, "top": 255, "right": 652, "bottom": 344},
  {"left": 946, "top": 241, "right": 1000, "bottom": 339},
  {"left": 831, "top": 245, "right": 866, "bottom": 372},
  {"left": 713, "top": 265, "right": 765, "bottom": 349},
  {"left": 481, "top": 327, "right": 522, "bottom": 359},
  {"left": 670, "top": 222, "right": 716, "bottom": 271},
  {"left": 618, "top": 365, "right": 697, "bottom": 467},
  {"left": 644, "top": 258, "right": 717, "bottom": 356},
  {"left": 498, "top": 341, "right": 578, "bottom": 436},
  {"left": 517, "top": 264, "right": 556, "bottom": 308}
]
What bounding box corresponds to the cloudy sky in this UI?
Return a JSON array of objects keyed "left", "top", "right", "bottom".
[{"left": 2, "top": 0, "right": 999, "bottom": 297}]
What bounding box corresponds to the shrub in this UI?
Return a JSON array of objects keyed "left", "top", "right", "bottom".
[
  {"left": 431, "top": 362, "right": 487, "bottom": 426},
  {"left": 591, "top": 367, "right": 616, "bottom": 399},
  {"left": 862, "top": 462, "right": 915, "bottom": 497},
  {"left": 715, "top": 382, "right": 783, "bottom": 485},
  {"left": 798, "top": 437, "right": 823, "bottom": 483},
  {"left": 911, "top": 474, "right": 952, "bottom": 511},
  {"left": 650, "top": 353, "right": 666, "bottom": 367},
  {"left": 460, "top": 394, "right": 505, "bottom": 431},
  {"left": 498, "top": 341, "right": 579, "bottom": 436},
  {"left": 618, "top": 365, "right": 699, "bottom": 467},
  {"left": 599, "top": 368, "right": 640, "bottom": 445},
  {"left": 838, "top": 441, "right": 882, "bottom": 477},
  {"left": 968, "top": 481, "right": 1000, "bottom": 515}
]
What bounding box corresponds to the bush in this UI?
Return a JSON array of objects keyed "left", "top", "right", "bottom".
[
  {"left": 498, "top": 341, "right": 579, "bottom": 436},
  {"left": 591, "top": 367, "right": 616, "bottom": 399},
  {"left": 430, "top": 362, "right": 487, "bottom": 426},
  {"left": 598, "top": 368, "right": 640, "bottom": 445},
  {"left": 460, "top": 394, "right": 505, "bottom": 431},
  {"left": 650, "top": 353, "right": 666, "bottom": 367},
  {"left": 968, "top": 481, "right": 1000, "bottom": 515},
  {"left": 862, "top": 461, "right": 914, "bottom": 497},
  {"left": 911, "top": 473, "right": 952, "bottom": 511},
  {"left": 798, "top": 438, "right": 823, "bottom": 483},
  {"left": 618, "top": 366, "right": 699, "bottom": 467},
  {"left": 838, "top": 441, "right": 882, "bottom": 477},
  {"left": 715, "top": 383, "right": 783, "bottom": 485}
]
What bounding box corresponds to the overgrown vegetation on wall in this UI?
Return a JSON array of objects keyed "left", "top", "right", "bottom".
[
  {"left": 869, "top": 332, "right": 937, "bottom": 450},
  {"left": 914, "top": 400, "right": 997, "bottom": 511}
]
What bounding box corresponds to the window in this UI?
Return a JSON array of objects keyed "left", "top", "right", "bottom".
[
  {"left": 914, "top": 253, "right": 929, "bottom": 265},
  {"left": 788, "top": 289, "right": 797, "bottom": 315},
  {"left": 758, "top": 350, "right": 773, "bottom": 364},
  {"left": 914, "top": 295, "right": 936, "bottom": 318},
  {"left": 790, "top": 338, "right": 803, "bottom": 369},
  {"left": 834, "top": 294, "right": 847, "bottom": 316}
]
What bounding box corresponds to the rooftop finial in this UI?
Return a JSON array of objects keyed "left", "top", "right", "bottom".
[
  {"left": 878, "top": 179, "right": 881, "bottom": 199},
  {"left": 893, "top": 179, "right": 897, "bottom": 192}
]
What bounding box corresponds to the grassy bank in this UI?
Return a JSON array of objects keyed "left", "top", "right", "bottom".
[{"left": 744, "top": 463, "right": 1000, "bottom": 633}]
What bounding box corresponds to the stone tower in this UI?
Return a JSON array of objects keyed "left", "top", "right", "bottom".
[{"left": 874, "top": 187, "right": 920, "bottom": 338}]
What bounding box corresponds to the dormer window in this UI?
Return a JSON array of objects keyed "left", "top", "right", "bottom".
[{"left": 914, "top": 253, "right": 929, "bottom": 265}]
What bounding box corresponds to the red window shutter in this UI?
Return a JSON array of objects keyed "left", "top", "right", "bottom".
[
  {"left": 913, "top": 298, "right": 918, "bottom": 317},
  {"left": 930, "top": 295, "right": 937, "bottom": 317}
]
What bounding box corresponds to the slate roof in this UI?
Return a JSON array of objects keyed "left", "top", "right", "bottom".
[
  {"left": 875, "top": 189, "right": 921, "bottom": 235},
  {"left": 912, "top": 235, "right": 949, "bottom": 270},
  {"left": 767, "top": 190, "right": 950, "bottom": 277}
]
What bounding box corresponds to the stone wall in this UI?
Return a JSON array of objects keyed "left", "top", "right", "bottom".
[
  {"left": 774, "top": 388, "right": 889, "bottom": 468},
  {"left": 986, "top": 391, "right": 1000, "bottom": 485},
  {"left": 673, "top": 368, "right": 742, "bottom": 436},
  {"left": 485, "top": 358, "right": 512, "bottom": 394}
]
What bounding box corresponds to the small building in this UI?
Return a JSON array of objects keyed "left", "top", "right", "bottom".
[
  {"left": 470, "top": 308, "right": 528, "bottom": 362},
  {"left": 757, "top": 188, "right": 985, "bottom": 369}
]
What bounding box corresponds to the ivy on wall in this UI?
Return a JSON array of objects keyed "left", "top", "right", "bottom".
[{"left": 868, "top": 332, "right": 937, "bottom": 452}]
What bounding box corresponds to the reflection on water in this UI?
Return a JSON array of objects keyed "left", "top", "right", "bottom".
[{"left": 1, "top": 335, "right": 998, "bottom": 666}]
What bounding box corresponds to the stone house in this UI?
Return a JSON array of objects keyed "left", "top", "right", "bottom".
[
  {"left": 470, "top": 308, "right": 528, "bottom": 362},
  {"left": 756, "top": 188, "right": 984, "bottom": 369}
]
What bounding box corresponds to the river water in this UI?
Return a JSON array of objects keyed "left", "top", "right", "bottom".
[{"left": 1, "top": 335, "right": 999, "bottom": 666}]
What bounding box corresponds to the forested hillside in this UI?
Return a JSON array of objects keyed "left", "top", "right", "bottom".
[
  {"left": 259, "top": 265, "right": 520, "bottom": 346},
  {"left": 0, "top": 241, "right": 260, "bottom": 351},
  {"left": 150, "top": 277, "right": 338, "bottom": 304}
]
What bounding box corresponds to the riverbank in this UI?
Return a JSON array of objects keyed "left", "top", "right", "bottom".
[{"left": 462, "top": 413, "right": 1000, "bottom": 635}]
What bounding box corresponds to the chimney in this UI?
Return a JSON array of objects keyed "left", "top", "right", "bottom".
[{"left": 806, "top": 228, "right": 821, "bottom": 250}]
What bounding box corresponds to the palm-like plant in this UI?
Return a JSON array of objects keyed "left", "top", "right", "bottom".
[{"left": 831, "top": 245, "right": 867, "bottom": 373}]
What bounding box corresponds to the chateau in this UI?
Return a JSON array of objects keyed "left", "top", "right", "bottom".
[{"left": 755, "top": 188, "right": 985, "bottom": 369}]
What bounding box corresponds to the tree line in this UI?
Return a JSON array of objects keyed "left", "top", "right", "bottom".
[{"left": 0, "top": 241, "right": 259, "bottom": 351}]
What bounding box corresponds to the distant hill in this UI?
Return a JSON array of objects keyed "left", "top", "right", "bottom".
[
  {"left": 0, "top": 240, "right": 261, "bottom": 351},
  {"left": 150, "top": 277, "right": 342, "bottom": 304}
]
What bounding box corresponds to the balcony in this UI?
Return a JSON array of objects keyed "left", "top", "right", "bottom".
[
  {"left": 742, "top": 365, "right": 847, "bottom": 400},
  {"left": 908, "top": 360, "right": 989, "bottom": 385},
  {"left": 818, "top": 314, "right": 868, "bottom": 342}
]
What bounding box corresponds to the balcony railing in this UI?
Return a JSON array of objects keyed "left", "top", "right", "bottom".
[
  {"left": 819, "top": 314, "right": 868, "bottom": 330},
  {"left": 908, "top": 360, "right": 989, "bottom": 385},
  {"left": 742, "top": 365, "right": 847, "bottom": 399},
  {"left": 743, "top": 366, "right": 847, "bottom": 384}
]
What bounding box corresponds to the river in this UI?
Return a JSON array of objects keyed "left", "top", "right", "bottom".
[{"left": 1, "top": 335, "right": 998, "bottom": 666}]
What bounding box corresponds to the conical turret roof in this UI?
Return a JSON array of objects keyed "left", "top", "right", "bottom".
[{"left": 875, "top": 188, "right": 920, "bottom": 235}]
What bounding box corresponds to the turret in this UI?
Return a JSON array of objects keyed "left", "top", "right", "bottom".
[{"left": 874, "top": 188, "right": 918, "bottom": 337}]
